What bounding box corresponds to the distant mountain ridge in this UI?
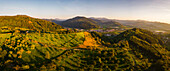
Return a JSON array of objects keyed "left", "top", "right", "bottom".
[
  {"left": 116, "top": 20, "right": 170, "bottom": 31},
  {"left": 90, "top": 17, "right": 170, "bottom": 32},
  {"left": 90, "top": 18, "right": 124, "bottom": 28},
  {"left": 45, "top": 16, "right": 124, "bottom": 29},
  {"left": 44, "top": 17, "right": 170, "bottom": 32}
]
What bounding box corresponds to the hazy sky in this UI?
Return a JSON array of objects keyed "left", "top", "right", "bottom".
[{"left": 0, "top": 0, "right": 170, "bottom": 23}]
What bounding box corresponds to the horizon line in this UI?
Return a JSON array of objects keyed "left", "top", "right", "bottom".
[{"left": 0, "top": 14, "right": 170, "bottom": 24}]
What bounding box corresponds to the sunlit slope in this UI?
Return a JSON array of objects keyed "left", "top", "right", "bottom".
[
  {"left": 0, "top": 28, "right": 169, "bottom": 71},
  {"left": 0, "top": 31, "right": 104, "bottom": 70},
  {"left": 0, "top": 15, "right": 63, "bottom": 32},
  {"left": 78, "top": 32, "right": 101, "bottom": 49}
]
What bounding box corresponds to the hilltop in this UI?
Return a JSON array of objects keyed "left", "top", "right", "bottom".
[
  {"left": 0, "top": 15, "right": 63, "bottom": 32},
  {"left": 61, "top": 16, "right": 99, "bottom": 29},
  {"left": 46, "top": 17, "right": 124, "bottom": 29}
]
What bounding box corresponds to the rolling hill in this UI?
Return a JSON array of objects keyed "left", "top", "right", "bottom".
[
  {"left": 111, "top": 28, "right": 169, "bottom": 70},
  {"left": 0, "top": 15, "right": 63, "bottom": 32},
  {"left": 60, "top": 16, "right": 99, "bottom": 29},
  {"left": 91, "top": 28, "right": 169, "bottom": 71}
]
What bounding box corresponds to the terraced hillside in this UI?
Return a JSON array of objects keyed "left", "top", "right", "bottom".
[
  {"left": 0, "top": 30, "right": 102, "bottom": 70},
  {"left": 0, "top": 28, "right": 169, "bottom": 71}
]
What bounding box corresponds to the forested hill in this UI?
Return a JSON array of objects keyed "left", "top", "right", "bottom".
[
  {"left": 111, "top": 28, "right": 169, "bottom": 70},
  {"left": 89, "top": 28, "right": 169, "bottom": 71},
  {"left": 61, "top": 16, "right": 99, "bottom": 29},
  {"left": 0, "top": 15, "right": 63, "bottom": 32}
]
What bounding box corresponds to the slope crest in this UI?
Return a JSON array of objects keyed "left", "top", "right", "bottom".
[
  {"left": 61, "top": 16, "right": 99, "bottom": 29},
  {"left": 0, "top": 15, "right": 63, "bottom": 32}
]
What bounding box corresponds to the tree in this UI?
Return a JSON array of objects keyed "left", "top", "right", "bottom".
[
  {"left": 45, "top": 52, "right": 50, "bottom": 59},
  {"left": 99, "top": 58, "right": 102, "bottom": 63},
  {"left": 93, "top": 61, "right": 96, "bottom": 65},
  {"left": 60, "top": 67, "right": 65, "bottom": 71},
  {"left": 73, "top": 28, "right": 77, "bottom": 32}
]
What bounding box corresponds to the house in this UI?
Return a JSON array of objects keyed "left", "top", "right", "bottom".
[{"left": 104, "top": 34, "right": 112, "bottom": 36}]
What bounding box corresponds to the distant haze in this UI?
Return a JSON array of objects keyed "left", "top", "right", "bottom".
[{"left": 0, "top": 0, "right": 170, "bottom": 24}]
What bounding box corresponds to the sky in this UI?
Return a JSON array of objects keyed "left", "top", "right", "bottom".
[{"left": 0, "top": 0, "right": 170, "bottom": 23}]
